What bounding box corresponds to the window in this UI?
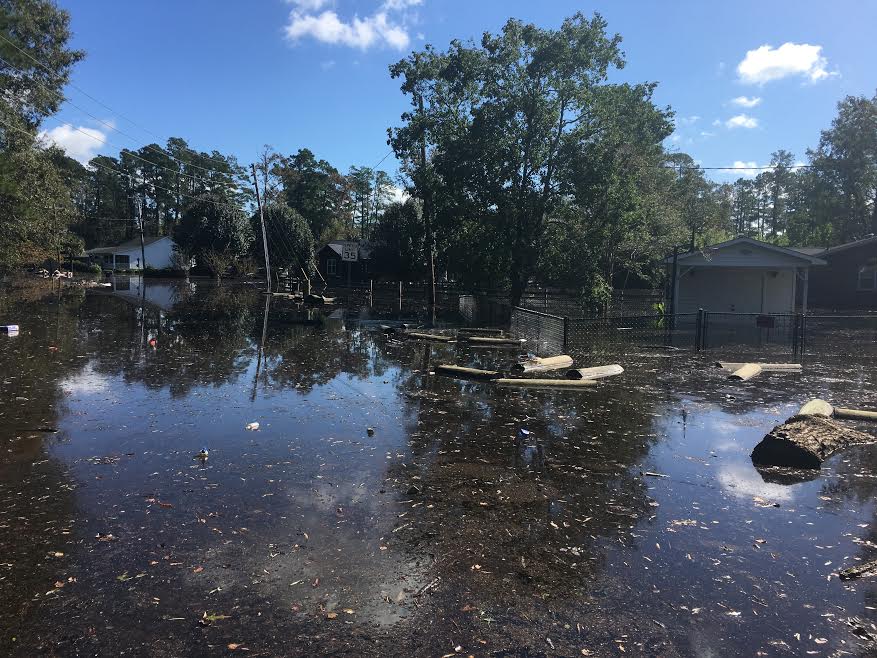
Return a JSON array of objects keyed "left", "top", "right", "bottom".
[
  {"left": 327, "top": 258, "right": 337, "bottom": 276},
  {"left": 857, "top": 261, "right": 877, "bottom": 291},
  {"left": 115, "top": 254, "right": 130, "bottom": 268}
]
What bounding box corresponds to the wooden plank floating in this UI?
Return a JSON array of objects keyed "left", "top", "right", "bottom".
[
  {"left": 434, "top": 364, "right": 500, "bottom": 380},
  {"left": 566, "top": 364, "right": 624, "bottom": 380},
  {"left": 512, "top": 355, "right": 574, "bottom": 374},
  {"left": 406, "top": 332, "right": 454, "bottom": 342},
  {"left": 457, "top": 327, "right": 504, "bottom": 336},
  {"left": 751, "top": 398, "right": 877, "bottom": 469},
  {"left": 728, "top": 363, "right": 763, "bottom": 381},
  {"left": 798, "top": 398, "right": 877, "bottom": 422},
  {"left": 715, "top": 361, "right": 802, "bottom": 372},
  {"left": 494, "top": 378, "right": 597, "bottom": 389},
  {"left": 466, "top": 336, "right": 527, "bottom": 347}
]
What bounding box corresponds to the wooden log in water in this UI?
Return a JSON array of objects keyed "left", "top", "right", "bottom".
[
  {"left": 494, "top": 378, "right": 597, "bottom": 389},
  {"left": 798, "top": 398, "right": 835, "bottom": 417},
  {"left": 715, "top": 361, "right": 802, "bottom": 372},
  {"left": 751, "top": 414, "right": 875, "bottom": 469},
  {"left": 407, "top": 332, "right": 454, "bottom": 342},
  {"left": 834, "top": 407, "right": 877, "bottom": 422},
  {"left": 466, "top": 336, "right": 526, "bottom": 348},
  {"left": 566, "top": 364, "right": 624, "bottom": 380},
  {"left": 797, "top": 398, "right": 877, "bottom": 422},
  {"left": 457, "top": 327, "right": 504, "bottom": 336},
  {"left": 728, "top": 363, "right": 763, "bottom": 381},
  {"left": 434, "top": 364, "right": 499, "bottom": 380},
  {"left": 512, "top": 355, "right": 574, "bottom": 374},
  {"left": 839, "top": 559, "right": 877, "bottom": 580}
]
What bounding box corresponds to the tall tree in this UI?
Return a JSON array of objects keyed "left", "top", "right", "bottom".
[{"left": 390, "top": 13, "right": 674, "bottom": 307}]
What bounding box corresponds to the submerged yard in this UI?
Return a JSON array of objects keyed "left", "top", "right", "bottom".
[{"left": 1, "top": 278, "right": 877, "bottom": 656}]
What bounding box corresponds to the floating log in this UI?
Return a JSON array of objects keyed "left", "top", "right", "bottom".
[
  {"left": 798, "top": 399, "right": 835, "bottom": 417},
  {"left": 457, "top": 327, "right": 504, "bottom": 336},
  {"left": 839, "top": 559, "right": 877, "bottom": 581},
  {"left": 512, "top": 355, "right": 574, "bottom": 374},
  {"left": 434, "top": 364, "right": 499, "bottom": 380},
  {"left": 835, "top": 407, "right": 877, "bottom": 422},
  {"left": 304, "top": 293, "right": 335, "bottom": 305},
  {"left": 751, "top": 414, "right": 875, "bottom": 469},
  {"left": 798, "top": 398, "right": 877, "bottom": 422},
  {"left": 494, "top": 378, "right": 597, "bottom": 389},
  {"left": 566, "top": 364, "right": 624, "bottom": 380},
  {"left": 466, "top": 336, "right": 526, "bottom": 347},
  {"left": 728, "top": 363, "right": 763, "bottom": 381},
  {"left": 407, "top": 332, "right": 454, "bottom": 342},
  {"left": 715, "top": 361, "right": 802, "bottom": 372}
]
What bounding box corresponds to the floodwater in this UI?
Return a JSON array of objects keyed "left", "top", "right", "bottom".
[{"left": 1, "top": 277, "right": 876, "bottom": 657}]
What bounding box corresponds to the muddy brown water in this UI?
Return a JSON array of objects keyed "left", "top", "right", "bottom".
[{"left": 1, "top": 277, "right": 876, "bottom": 656}]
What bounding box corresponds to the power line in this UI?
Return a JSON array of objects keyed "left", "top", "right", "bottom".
[
  {"left": 1, "top": 117, "right": 246, "bottom": 213},
  {"left": 0, "top": 42, "right": 239, "bottom": 175}
]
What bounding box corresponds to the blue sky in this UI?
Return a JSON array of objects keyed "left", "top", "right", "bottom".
[{"left": 46, "top": 0, "right": 877, "bottom": 182}]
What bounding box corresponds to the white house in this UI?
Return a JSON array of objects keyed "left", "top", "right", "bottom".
[
  {"left": 667, "top": 236, "right": 826, "bottom": 316},
  {"left": 86, "top": 236, "right": 176, "bottom": 271}
]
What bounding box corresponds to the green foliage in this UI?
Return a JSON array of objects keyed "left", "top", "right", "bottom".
[
  {"left": 731, "top": 92, "right": 877, "bottom": 247},
  {"left": 370, "top": 200, "right": 425, "bottom": 278},
  {"left": 175, "top": 192, "right": 254, "bottom": 261},
  {"left": 279, "top": 148, "right": 351, "bottom": 243},
  {"left": 389, "top": 12, "right": 682, "bottom": 304},
  {"left": 253, "top": 203, "right": 315, "bottom": 274},
  {"left": 0, "top": 0, "right": 84, "bottom": 127}
]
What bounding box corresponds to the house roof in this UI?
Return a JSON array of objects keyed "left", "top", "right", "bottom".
[
  {"left": 86, "top": 235, "right": 172, "bottom": 255},
  {"left": 790, "top": 235, "right": 877, "bottom": 258},
  {"left": 666, "top": 236, "right": 826, "bottom": 266},
  {"left": 320, "top": 240, "right": 373, "bottom": 259}
]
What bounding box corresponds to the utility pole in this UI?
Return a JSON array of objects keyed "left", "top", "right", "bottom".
[
  {"left": 418, "top": 94, "right": 437, "bottom": 324},
  {"left": 135, "top": 193, "right": 146, "bottom": 272},
  {"left": 251, "top": 163, "right": 271, "bottom": 294}
]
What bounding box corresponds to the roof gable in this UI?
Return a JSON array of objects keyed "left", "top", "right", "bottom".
[{"left": 669, "top": 237, "right": 825, "bottom": 267}]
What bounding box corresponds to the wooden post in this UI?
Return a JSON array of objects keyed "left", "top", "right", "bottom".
[
  {"left": 399, "top": 281, "right": 403, "bottom": 311},
  {"left": 370, "top": 279, "right": 374, "bottom": 306},
  {"left": 417, "top": 94, "right": 436, "bottom": 324},
  {"left": 802, "top": 268, "right": 809, "bottom": 316},
  {"left": 251, "top": 163, "right": 271, "bottom": 294}
]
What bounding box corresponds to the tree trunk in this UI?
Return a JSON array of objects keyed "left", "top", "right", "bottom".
[{"left": 751, "top": 414, "right": 874, "bottom": 469}]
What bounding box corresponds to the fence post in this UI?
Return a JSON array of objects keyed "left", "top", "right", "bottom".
[
  {"left": 563, "top": 316, "right": 569, "bottom": 352},
  {"left": 398, "top": 281, "right": 402, "bottom": 312},
  {"left": 695, "top": 308, "right": 704, "bottom": 352}
]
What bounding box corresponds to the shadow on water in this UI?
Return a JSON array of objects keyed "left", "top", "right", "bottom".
[{"left": 1, "top": 277, "right": 877, "bottom": 655}]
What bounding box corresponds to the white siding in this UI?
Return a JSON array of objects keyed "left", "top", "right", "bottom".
[{"left": 677, "top": 267, "right": 796, "bottom": 314}]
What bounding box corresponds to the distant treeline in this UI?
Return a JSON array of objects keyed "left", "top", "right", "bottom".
[{"left": 1, "top": 1, "right": 875, "bottom": 307}]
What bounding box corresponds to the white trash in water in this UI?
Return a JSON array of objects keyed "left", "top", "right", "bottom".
[{"left": 245, "top": 422, "right": 260, "bottom": 431}]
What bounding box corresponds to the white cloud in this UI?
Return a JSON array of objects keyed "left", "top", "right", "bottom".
[
  {"left": 719, "top": 161, "right": 760, "bottom": 178},
  {"left": 674, "top": 114, "right": 700, "bottom": 127},
  {"left": 285, "top": 0, "right": 420, "bottom": 51},
  {"left": 731, "top": 95, "right": 761, "bottom": 108},
  {"left": 737, "top": 42, "right": 834, "bottom": 85},
  {"left": 699, "top": 131, "right": 716, "bottom": 138},
  {"left": 388, "top": 185, "right": 408, "bottom": 204},
  {"left": 320, "top": 59, "right": 336, "bottom": 70},
  {"left": 287, "top": 0, "right": 331, "bottom": 10},
  {"left": 725, "top": 113, "right": 759, "bottom": 129},
  {"left": 39, "top": 122, "right": 112, "bottom": 163},
  {"left": 382, "top": 0, "right": 422, "bottom": 9}
]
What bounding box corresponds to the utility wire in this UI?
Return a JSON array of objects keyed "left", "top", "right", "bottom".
[{"left": 0, "top": 43, "right": 240, "bottom": 175}]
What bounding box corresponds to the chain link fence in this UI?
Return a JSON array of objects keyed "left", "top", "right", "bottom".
[
  {"left": 700, "top": 312, "right": 802, "bottom": 357},
  {"left": 564, "top": 313, "right": 699, "bottom": 355},
  {"left": 509, "top": 307, "right": 566, "bottom": 354}
]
